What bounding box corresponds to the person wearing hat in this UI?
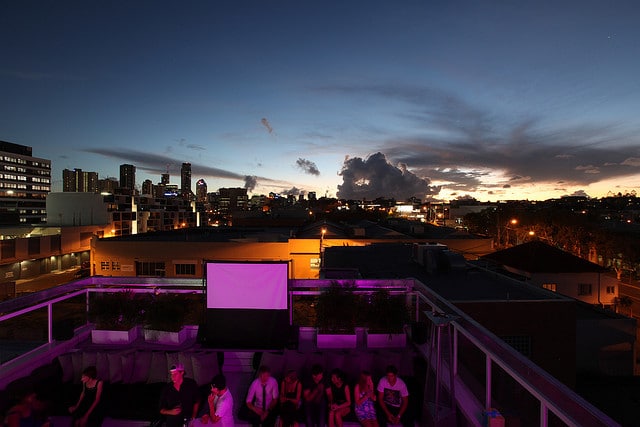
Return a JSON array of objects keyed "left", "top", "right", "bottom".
[
  {"left": 202, "top": 374, "right": 234, "bottom": 427},
  {"left": 159, "top": 363, "right": 201, "bottom": 427}
]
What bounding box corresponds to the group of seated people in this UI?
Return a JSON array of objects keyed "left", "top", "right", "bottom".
[{"left": 157, "top": 362, "right": 412, "bottom": 427}]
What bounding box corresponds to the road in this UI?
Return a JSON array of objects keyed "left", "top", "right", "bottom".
[
  {"left": 15, "top": 268, "right": 82, "bottom": 294},
  {"left": 618, "top": 281, "right": 640, "bottom": 318}
]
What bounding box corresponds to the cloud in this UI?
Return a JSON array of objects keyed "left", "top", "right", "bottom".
[
  {"left": 295, "top": 158, "right": 320, "bottom": 176},
  {"left": 321, "top": 83, "right": 640, "bottom": 194},
  {"left": 337, "top": 152, "right": 441, "bottom": 200},
  {"left": 568, "top": 190, "right": 590, "bottom": 197},
  {"left": 83, "top": 147, "right": 281, "bottom": 185},
  {"left": 176, "top": 138, "right": 205, "bottom": 151},
  {"left": 282, "top": 187, "right": 304, "bottom": 196},
  {"left": 261, "top": 118, "right": 274, "bottom": 134},
  {"left": 622, "top": 157, "right": 640, "bottom": 167},
  {"left": 244, "top": 175, "right": 258, "bottom": 192}
]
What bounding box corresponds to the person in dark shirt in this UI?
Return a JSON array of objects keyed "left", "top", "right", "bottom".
[
  {"left": 159, "top": 363, "right": 201, "bottom": 427},
  {"left": 302, "top": 364, "right": 328, "bottom": 427},
  {"left": 326, "top": 368, "right": 351, "bottom": 427},
  {"left": 69, "top": 366, "right": 104, "bottom": 427}
]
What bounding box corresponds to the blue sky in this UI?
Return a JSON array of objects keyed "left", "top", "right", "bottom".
[{"left": 2, "top": 1, "right": 640, "bottom": 201}]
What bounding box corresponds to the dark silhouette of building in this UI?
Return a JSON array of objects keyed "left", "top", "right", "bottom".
[
  {"left": 181, "top": 162, "right": 192, "bottom": 200},
  {"left": 98, "top": 177, "right": 118, "bottom": 194},
  {"left": 141, "top": 179, "right": 154, "bottom": 196},
  {"left": 196, "top": 179, "right": 207, "bottom": 203},
  {"left": 63, "top": 168, "right": 98, "bottom": 193},
  {"left": 119, "top": 164, "right": 136, "bottom": 191}
]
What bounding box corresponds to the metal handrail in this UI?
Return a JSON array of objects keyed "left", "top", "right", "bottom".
[{"left": 0, "top": 277, "right": 622, "bottom": 426}]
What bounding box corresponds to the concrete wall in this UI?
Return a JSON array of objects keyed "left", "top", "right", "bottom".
[{"left": 530, "top": 272, "right": 618, "bottom": 306}]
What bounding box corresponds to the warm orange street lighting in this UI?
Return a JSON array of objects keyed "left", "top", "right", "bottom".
[{"left": 510, "top": 218, "right": 518, "bottom": 225}]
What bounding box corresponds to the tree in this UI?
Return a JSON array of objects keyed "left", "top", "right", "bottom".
[{"left": 617, "top": 295, "right": 633, "bottom": 317}]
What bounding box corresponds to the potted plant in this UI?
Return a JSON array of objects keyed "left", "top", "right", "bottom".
[
  {"left": 315, "top": 281, "right": 361, "bottom": 348},
  {"left": 365, "top": 289, "right": 409, "bottom": 348},
  {"left": 143, "top": 292, "right": 189, "bottom": 345},
  {"left": 90, "top": 290, "right": 143, "bottom": 344}
]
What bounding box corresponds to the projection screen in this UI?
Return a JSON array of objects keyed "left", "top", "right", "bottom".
[{"left": 199, "top": 261, "right": 291, "bottom": 349}]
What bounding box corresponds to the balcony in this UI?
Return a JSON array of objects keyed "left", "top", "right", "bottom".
[{"left": 0, "top": 276, "right": 620, "bottom": 426}]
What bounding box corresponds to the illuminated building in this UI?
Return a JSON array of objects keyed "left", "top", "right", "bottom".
[
  {"left": 62, "top": 168, "right": 98, "bottom": 193},
  {"left": 196, "top": 178, "right": 207, "bottom": 203},
  {"left": 0, "top": 140, "right": 51, "bottom": 225},
  {"left": 119, "top": 164, "right": 136, "bottom": 192},
  {"left": 181, "top": 162, "right": 192, "bottom": 200}
]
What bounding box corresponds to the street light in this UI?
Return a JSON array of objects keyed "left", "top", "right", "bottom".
[
  {"left": 502, "top": 218, "right": 519, "bottom": 247},
  {"left": 319, "top": 227, "right": 327, "bottom": 269}
]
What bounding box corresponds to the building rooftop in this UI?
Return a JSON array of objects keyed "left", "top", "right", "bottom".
[
  {"left": 324, "top": 243, "right": 564, "bottom": 302},
  {"left": 481, "top": 240, "right": 606, "bottom": 274},
  {"left": 101, "top": 227, "right": 293, "bottom": 242}
]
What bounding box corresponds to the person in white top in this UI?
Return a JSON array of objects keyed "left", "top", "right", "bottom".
[
  {"left": 202, "top": 374, "right": 234, "bottom": 427},
  {"left": 376, "top": 365, "right": 411, "bottom": 427},
  {"left": 245, "top": 365, "right": 279, "bottom": 427}
]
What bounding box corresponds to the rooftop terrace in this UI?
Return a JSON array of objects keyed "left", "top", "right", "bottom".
[{"left": 0, "top": 275, "right": 621, "bottom": 426}]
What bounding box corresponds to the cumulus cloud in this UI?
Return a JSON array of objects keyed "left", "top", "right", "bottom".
[
  {"left": 295, "top": 158, "right": 320, "bottom": 176},
  {"left": 282, "top": 187, "right": 305, "bottom": 196},
  {"left": 337, "top": 152, "right": 441, "bottom": 200},
  {"left": 321, "top": 83, "right": 640, "bottom": 194},
  {"left": 568, "top": 190, "right": 590, "bottom": 197}
]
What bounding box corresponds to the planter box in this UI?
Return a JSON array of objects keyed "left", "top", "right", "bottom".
[
  {"left": 316, "top": 332, "right": 357, "bottom": 349},
  {"left": 91, "top": 326, "right": 138, "bottom": 344},
  {"left": 367, "top": 332, "right": 407, "bottom": 348},
  {"left": 143, "top": 327, "right": 188, "bottom": 345}
]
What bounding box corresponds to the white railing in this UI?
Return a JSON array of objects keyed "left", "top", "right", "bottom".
[
  {"left": 412, "top": 279, "right": 620, "bottom": 427},
  {"left": 0, "top": 277, "right": 622, "bottom": 426}
]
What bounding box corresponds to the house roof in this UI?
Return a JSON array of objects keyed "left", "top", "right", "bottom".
[{"left": 481, "top": 240, "right": 606, "bottom": 274}]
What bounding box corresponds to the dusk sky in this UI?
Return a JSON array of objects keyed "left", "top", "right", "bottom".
[{"left": 2, "top": 1, "right": 640, "bottom": 201}]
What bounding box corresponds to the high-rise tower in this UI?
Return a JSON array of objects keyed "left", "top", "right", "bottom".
[
  {"left": 63, "top": 168, "right": 98, "bottom": 192},
  {"left": 0, "top": 140, "right": 51, "bottom": 224},
  {"left": 181, "top": 162, "right": 192, "bottom": 199},
  {"left": 119, "top": 164, "right": 136, "bottom": 191},
  {"left": 196, "top": 178, "right": 207, "bottom": 202}
]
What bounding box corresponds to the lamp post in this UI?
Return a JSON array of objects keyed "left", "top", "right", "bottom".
[
  {"left": 505, "top": 218, "right": 518, "bottom": 247},
  {"left": 319, "top": 227, "right": 327, "bottom": 269}
]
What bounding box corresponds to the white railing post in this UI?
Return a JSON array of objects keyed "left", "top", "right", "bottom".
[
  {"left": 486, "top": 354, "right": 492, "bottom": 410},
  {"left": 453, "top": 327, "right": 458, "bottom": 376},
  {"left": 540, "top": 402, "right": 548, "bottom": 427},
  {"left": 47, "top": 302, "right": 53, "bottom": 343}
]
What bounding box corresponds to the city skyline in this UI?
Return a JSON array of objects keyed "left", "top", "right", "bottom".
[{"left": 2, "top": 1, "right": 640, "bottom": 201}]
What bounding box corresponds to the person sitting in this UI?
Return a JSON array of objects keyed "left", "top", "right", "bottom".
[
  {"left": 202, "top": 374, "right": 234, "bottom": 427},
  {"left": 69, "top": 366, "right": 104, "bottom": 427},
  {"left": 275, "top": 401, "right": 299, "bottom": 427},
  {"left": 159, "top": 363, "right": 201, "bottom": 427},
  {"left": 354, "top": 371, "right": 378, "bottom": 427},
  {"left": 4, "top": 389, "right": 50, "bottom": 427},
  {"left": 326, "top": 368, "right": 351, "bottom": 427},
  {"left": 279, "top": 370, "right": 302, "bottom": 410},
  {"left": 376, "top": 365, "right": 410, "bottom": 427},
  {"left": 244, "top": 365, "right": 279, "bottom": 427},
  {"left": 302, "top": 364, "right": 327, "bottom": 427}
]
